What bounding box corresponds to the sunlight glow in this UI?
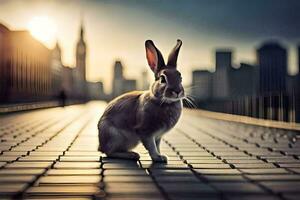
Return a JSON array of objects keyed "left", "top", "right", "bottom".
[{"left": 27, "top": 16, "right": 57, "bottom": 47}]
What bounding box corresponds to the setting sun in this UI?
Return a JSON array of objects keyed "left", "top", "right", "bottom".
[{"left": 27, "top": 16, "right": 57, "bottom": 47}]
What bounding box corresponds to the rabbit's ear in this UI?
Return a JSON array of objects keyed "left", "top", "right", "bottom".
[
  {"left": 167, "top": 39, "right": 182, "bottom": 68},
  {"left": 145, "top": 40, "right": 165, "bottom": 75}
]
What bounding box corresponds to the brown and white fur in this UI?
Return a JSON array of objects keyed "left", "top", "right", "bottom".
[{"left": 98, "top": 40, "right": 184, "bottom": 162}]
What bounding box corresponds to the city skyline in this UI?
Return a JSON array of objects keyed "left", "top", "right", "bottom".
[{"left": 0, "top": 0, "right": 300, "bottom": 92}]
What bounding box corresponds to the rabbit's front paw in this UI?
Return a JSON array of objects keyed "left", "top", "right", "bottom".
[{"left": 152, "top": 154, "right": 168, "bottom": 163}]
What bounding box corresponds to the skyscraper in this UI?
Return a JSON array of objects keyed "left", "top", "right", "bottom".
[
  {"left": 111, "top": 60, "right": 137, "bottom": 98},
  {"left": 112, "top": 61, "right": 125, "bottom": 98},
  {"left": 212, "top": 50, "right": 232, "bottom": 100},
  {"left": 257, "top": 42, "right": 287, "bottom": 94}
]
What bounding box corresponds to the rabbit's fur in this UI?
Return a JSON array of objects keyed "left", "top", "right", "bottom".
[{"left": 98, "top": 40, "right": 184, "bottom": 162}]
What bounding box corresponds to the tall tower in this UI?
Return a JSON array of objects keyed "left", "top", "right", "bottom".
[
  {"left": 257, "top": 42, "right": 287, "bottom": 94},
  {"left": 212, "top": 50, "right": 232, "bottom": 100},
  {"left": 74, "top": 20, "right": 87, "bottom": 99},
  {"left": 112, "top": 61, "right": 124, "bottom": 98},
  {"left": 76, "top": 22, "right": 86, "bottom": 82}
]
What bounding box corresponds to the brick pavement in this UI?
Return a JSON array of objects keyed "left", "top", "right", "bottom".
[{"left": 0, "top": 101, "right": 299, "bottom": 200}]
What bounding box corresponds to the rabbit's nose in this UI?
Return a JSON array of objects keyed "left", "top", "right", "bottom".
[{"left": 172, "top": 90, "right": 180, "bottom": 97}]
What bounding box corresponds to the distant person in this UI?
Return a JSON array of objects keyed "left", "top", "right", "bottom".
[{"left": 58, "top": 90, "right": 67, "bottom": 107}]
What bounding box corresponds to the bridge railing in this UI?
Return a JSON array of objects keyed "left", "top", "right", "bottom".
[{"left": 195, "top": 92, "right": 300, "bottom": 123}]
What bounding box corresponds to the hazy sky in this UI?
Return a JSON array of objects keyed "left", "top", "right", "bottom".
[{"left": 0, "top": 0, "right": 299, "bottom": 92}]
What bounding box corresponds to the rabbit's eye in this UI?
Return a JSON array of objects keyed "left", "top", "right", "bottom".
[{"left": 160, "top": 75, "right": 167, "bottom": 84}]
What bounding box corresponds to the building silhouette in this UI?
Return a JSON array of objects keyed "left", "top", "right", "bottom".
[
  {"left": 87, "top": 81, "right": 105, "bottom": 100},
  {"left": 191, "top": 70, "right": 212, "bottom": 101},
  {"left": 112, "top": 61, "right": 124, "bottom": 98},
  {"left": 257, "top": 42, "right": 287, "bottom": 94},
  {"left": 229, "top": 63, "right": 258, "bottom": 97},
  {"left": 73, "top": 22, "right": 87, "bottom": 100},
  {"left": 111, "top": 60, "right": 137, "bottom": 98},
  {"left": 51, "top": 41, "right": 64, "bottom": 97},
  {"left": 123, "top": 79, "right": 137, "bottom": 93},
  {"left": 212, "top": 50, "right": 232, "bottom": 100},
  {"left": 141, "top": 70, "right": 150, "bottom": 90},
  {"left": 191, "top": 40, "right": 300, "bottom": 122},
  {"left": 0, "top": 21, "right": 106, "bottom": 104},
  {"left": 0, "top": 23, "right": 52, "bottom": 103}
]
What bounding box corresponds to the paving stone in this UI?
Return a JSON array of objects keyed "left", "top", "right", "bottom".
[
  {"left": 5, "top": 162, "right": 53, "bottom": 169},
  {"left": 194, "top": 169, "right": 241, "bottom": 175},
  {"left": 29, "top": 152, "right": 62, "bottom": 156},
  {"left": 191, "top": 163, "right": 231, "bottom": 169},
  {"left": 102, "top": 162, "right": 141, "bottom": 169},
  {"left": 54, "top": 162, "right": 101, "bottom": 169},
  {"left": 46, "top": 169, "right": 101, "bottom": 175},
  {"left": 232, "top": 163, "right": 276, "bottom": 169},
  {"left": 213, "top": 151, "right": 248, "bottom": 156},
  {"left": 185, "top": 159, "right": 224, "bottom": 164},
  {"left": 63, "top": 151, "right": 103, "bottom": 156},
  {"left": 140, "top": 160, "right": 184, "bottom": 165},
  {"left": 104, "top": 175, "right": 153, "bottom": 183},
  {"left": 181, "top": 156, "right": 222, "bottom": 160},
  {"left": 105, "top": 182, "right": 161, "bottom": 195},
  {"left": 142, "top": 163, "right": 188, "bottom": 169},
  {"left": 265, "top": 157, "right": 299, "bottom": 163},
  {"left": 155, "top": 175, "right": 201, "bottom": 183},
  {"left": 59, "top": 156, "right": 100, "bottom": 162},
  {"left": 0, "top": 175, "right": 36, "bottom": 183},
  {"left": 239, "top": 168, "right": 289, "bottom": 174},
  {"left": 179, "top": 152, "right": 212, "bottom": 156},
  {"left": 0, "top": 169, "right": 45, "bottom": 175},
  {"left": 37, "top": 175, "right": 101, "bottom": 185},
  {"left": 0, "top": 183, "right": 28, "bottom": 194},
  {"left": 158, "top": 182, "right": 218, "bottom": 195},
  {"left": 18, "top": 157, "right": 59, "bottom": 161},
  {"left": 245, "top": 174, "right": 300, "bottom": 181},
  {"left": 27, "top": 185, "right": 105, "bottom": 196},
  {"left": 202, "top": 175, "right": 247, "bottom": 182},
  {"left": 2, "top": 151, "right": 28, "bottom": 156},
  {"left": 103, "top": 169, "right": 148, "bottom": 176},
  {"left": 215, "top": 156, "right": 256, "bottom": 160},
  {"left": 210, "top": 182, "right": 265, "bottom": 193},
  {"left": 149, "top": 169, "right": 194, "bottom": 176},
  {"left": 0, "top": 156, "right": 19, "bottom": 162},
  {"left": 278, "top": 163, "right": 300, "bottom": 168}
]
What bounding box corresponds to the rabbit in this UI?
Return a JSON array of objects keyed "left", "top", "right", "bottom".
[{"left": 98, "top": 39, "right": 184, "bottom": 162}]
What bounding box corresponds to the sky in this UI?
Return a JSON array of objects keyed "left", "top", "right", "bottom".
[{"left": 0, "top": 0, "right": 299, "bottom": 92}]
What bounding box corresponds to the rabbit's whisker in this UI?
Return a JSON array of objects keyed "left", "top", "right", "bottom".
[{"left": 183, "top": 96, "right": 197, "bottom": 108}]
